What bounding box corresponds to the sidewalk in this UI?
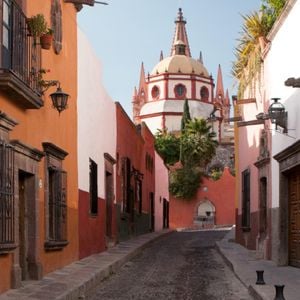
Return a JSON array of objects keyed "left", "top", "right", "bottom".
[
  {"left": 216, "top": 227, "right": 300, "bottom": 300},
  {"left": 0, "top": 230, "right": 171, "bottom": 300}
]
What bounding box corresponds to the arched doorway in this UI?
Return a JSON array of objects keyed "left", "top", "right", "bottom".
[{"left": 194, "top": 199, "right": 215, "bottom": 228}]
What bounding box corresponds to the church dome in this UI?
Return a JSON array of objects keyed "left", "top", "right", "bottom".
[{"left": 150, "top": 55, "right": 209, "bottom": 76}]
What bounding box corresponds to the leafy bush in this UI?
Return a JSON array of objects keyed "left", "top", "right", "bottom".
[
  {"left": 154, "top": 129, "right": 180, "bottom": 165},
  {"left": 169, "top": 166, "right": 202, "bottom": 199}
]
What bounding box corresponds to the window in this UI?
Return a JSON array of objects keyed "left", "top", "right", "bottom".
[
  {"left": 0, "top": 0, "right": 42, "bottom": 108},
  {"left": 145, "top": 153, "right": 153, "bottom": 173},
  {"left": 200, "top": 86, "right": 209, "bottom": 101},
  {"left": 89, "top": 158, "right": 98, "bottom": 215},
  {"left": 174, "top": 84, "right": 186, "bottom": 99},
  {"left": 151, "top": 85, "right": 160, "bottom": 99},
  {"left": 242, "top": 169, "right": 250, "bottom": 229},
  {"left": 0, "top": 140, "right": 15, "bottom": 251},
  {"left": 121, "top": 157, "right": 131, "bottom": 213},
  {"left": 2, "top": 0, "right": 12, "bottom": 69},
  {"left": 43, "top": 143, "right": 68, "bottom": 250},
  {"left": 48, "top": 168, "right": 67, "bottom": 242}
]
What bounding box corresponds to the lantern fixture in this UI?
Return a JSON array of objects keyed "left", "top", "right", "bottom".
[
  {"left": 267, "top": 98, "right": 287, "bottom": 133},
  {"left": 207, "top": 106, "right": 218, "bottom": 122},
  {"left": 50, "top": 82, "right": 69, "bottom": 114}
]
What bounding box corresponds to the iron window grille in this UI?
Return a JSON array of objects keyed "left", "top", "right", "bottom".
[
  {"left": 121, "top": 157, "right": 131, "bottom": 214},
  {"left": 0, "top": 140, "right": 15, "bottom": 251},
  {"left": 47, "top": 168, "right": 67, "bottom": 243}
]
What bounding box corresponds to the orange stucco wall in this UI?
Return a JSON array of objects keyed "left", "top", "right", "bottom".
[
  {"left": 0, "top": 2, "right": 78, "bottom": 292},
  {"left": 0, "top": 255, "right": 12, "bottom": 293},
  {"left": 169, "top": 168, "right": 235, "bottom": 229}
]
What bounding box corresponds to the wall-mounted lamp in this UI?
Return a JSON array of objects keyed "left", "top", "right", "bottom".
[
  {"left": 256, "top": 98, "right": 288, "bottom": 133},
  {"left": 49, "top": 82, "right": 69, "bottom": 114},
  {"left": 268, "top": 98, "right": 287, "bottom": 133},
  {"left": 207, "top": 106, "right": 218, "bottom": 122}
]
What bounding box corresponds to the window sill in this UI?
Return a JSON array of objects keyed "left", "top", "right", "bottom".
[
  {"left": 0, "top": 243, "right": 17, "bottom": 255},
  {"left": 44, "top": 240, "right": 68, "bottom": 251}
]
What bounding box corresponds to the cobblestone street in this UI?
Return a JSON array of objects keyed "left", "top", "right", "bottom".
[{"left": 91, "top": 230, "right": 252, "bottom": 300}]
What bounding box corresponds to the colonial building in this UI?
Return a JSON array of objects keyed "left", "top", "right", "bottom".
[
  {"left": 133, "top": 8, "right": 231, "bottom": 142},
  {"left": 0, "top": 0, "right": 83, "bottom": 293},
  {"left": 235, "top": 0, "right": 300, "bottom": 267},
  {"left": 116, "top": 104, "right": 157, "bottom": 240},
  {"left": 132, "top": 8, "right": 235, "bottom": 229}
]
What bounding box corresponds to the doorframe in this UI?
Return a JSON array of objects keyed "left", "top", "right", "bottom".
[
  {"left": 10, "top": 140, "right": 44, "bottom": 287},
  {"left": 274, "top": 140, "right": 300, "bottom": 266},
  {"left": 104, "top": 153, "right": 116, "bottom": 241}
]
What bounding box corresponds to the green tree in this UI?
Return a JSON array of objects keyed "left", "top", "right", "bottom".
[
  {"left": 181, "top": 118, "right": 218, "bottom": 167},
  {"left": 155, "top": 117, "right": 218, "bottom": 199},
  {"left": 169, "top": 166, "right": 202, "bottom": 199},
  {"left": 181, "top": 99, "right": 191, "bottom": 132},
  {"left": 261, "top": 0, "right": 286, "bottom": 29},
  {"left": 154, "top": 129, "right": 180, "bottom": 165},
  {"left": 170, "top": 118, "right": 218, "bottom": 199},
  {"left": 232, "top": 0, "right": 286, "bottom": 97}
]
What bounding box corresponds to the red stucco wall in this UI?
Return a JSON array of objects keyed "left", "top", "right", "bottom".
[
  {"left": 169, "top": 167, "right": 235, "bottom": 229},
  {"left": 115, "top": 103, "right": 155, "bottom": 216},
  {"left": 78, "top": 190, "right": 106, "bottom": 259}
]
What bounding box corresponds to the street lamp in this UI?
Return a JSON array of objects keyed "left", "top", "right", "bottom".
[
  {"left": 50, "top": 83, "right": 69, "bottom": 114},
  {"left": 268, "top": 98, "right": 287, "bottom": 133}
]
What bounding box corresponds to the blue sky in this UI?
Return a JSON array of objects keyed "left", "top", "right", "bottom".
[{"left": 78, "top": 0, "right": 261, "bottom": 117}]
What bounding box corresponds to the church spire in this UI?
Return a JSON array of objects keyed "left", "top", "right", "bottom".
[
  {"left": 170, "top": 8, "right": 191, "bottom": 57},
  {"left": 160, "top": 50, "right": 164, "bottom": 61},
  {"left": 215, "top": 64, "right": 224, "bottom": 100},
  {"left": 138, "top": 62, "right": 146, "bottom": 94},
  {"left": 198, "top": 51, "right": 203, "bottom": 64}
]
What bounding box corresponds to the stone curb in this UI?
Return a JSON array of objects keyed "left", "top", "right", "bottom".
[{"left": 0, "top": 230, "right": 173, "bottom": 300}]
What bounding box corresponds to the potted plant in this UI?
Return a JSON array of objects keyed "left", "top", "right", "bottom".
[
  {"left": 40, "top": 28, "right": 54, "bottom": 50},
  {"left": 27, "top": 14, "right": 48, "bottom": 38}
]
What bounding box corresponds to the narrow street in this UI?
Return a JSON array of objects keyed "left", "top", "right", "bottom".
[{"left": 91, "top": 230, "right": 252, "bottom": 300}]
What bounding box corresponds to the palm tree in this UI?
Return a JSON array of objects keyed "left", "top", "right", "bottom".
[
  {"left": 232, "top": 1, "right": 286, "bottom": 97},
  {"left": 180, "top": 118, "right": 218, "bottom": 167},
  {"left": 232, "top": 11, "right": 268, "bottom": 97}
]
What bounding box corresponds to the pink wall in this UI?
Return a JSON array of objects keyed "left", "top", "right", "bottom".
[
  {"left": 236, "top": 125, "right": 263, "bottom": 249},
  {"left": 170, "top": 167, "right": 235, "bottom": 229},
  {"left": 155, "top": 152, "right": 169, "bottom": 231}
]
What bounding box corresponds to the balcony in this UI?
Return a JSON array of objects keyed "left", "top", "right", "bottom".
[{"left": 0, "top": 0, "right": 43, "bottom": 109}]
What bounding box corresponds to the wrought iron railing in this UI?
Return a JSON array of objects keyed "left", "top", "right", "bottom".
[
  {"left": 1, "top": 0, "right": 41, "bottom": 94},
  {"left": 0, "top": 141, "right": 15, "bottom": 247}
]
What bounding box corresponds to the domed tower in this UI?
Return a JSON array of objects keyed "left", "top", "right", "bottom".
[{"left": 133, "top": 8, "right": 230, "bottom": 141}]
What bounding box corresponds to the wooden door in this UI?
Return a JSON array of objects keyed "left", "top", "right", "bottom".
[
  {"left": 288, "top": 169, "right": 300, "bottom": 267},
  {"left": 19, "top": 172, "right": 28, "bottom": 280}
]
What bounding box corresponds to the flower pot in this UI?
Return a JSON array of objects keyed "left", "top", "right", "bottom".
[{"left": 40, "top": 34, "right": 53, "bottom": 50}]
